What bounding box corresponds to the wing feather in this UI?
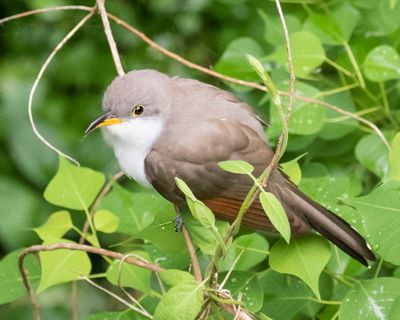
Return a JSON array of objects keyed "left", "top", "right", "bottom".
[{"left": 144, "top": 120, "right": 312, "bottom": 234}]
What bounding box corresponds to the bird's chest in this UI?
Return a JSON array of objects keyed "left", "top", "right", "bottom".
[{"left": 102, "top": 118, "right": 163, "bottom": 187}]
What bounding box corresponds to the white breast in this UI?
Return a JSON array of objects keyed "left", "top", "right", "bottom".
[{"left": 102, "top": 117, "right": 163, "bottom": 187}]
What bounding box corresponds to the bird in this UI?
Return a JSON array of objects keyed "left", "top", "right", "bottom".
[{"left": 85, "top": 69, "right": 375, "bottom": 266}]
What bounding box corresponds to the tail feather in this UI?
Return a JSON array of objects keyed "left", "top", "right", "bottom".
[{"left": 282, "top": 182, "right": 375, "bottom": 266}]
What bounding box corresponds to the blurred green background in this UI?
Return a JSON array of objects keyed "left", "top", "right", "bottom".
[{"left": 2, "top": 0, "right": 400, "bottom": 319}]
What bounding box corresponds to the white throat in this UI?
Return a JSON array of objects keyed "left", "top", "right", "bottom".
[{"left": 102, "top": 117, "right": 163, "bottom": 187}]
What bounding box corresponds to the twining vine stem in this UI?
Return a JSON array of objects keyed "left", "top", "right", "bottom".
[
  {"left": 26, "top": 9, "right": 96, "bottom": 167},
  {"left": 206, "top": 0, "right": 296, "bottom": 287},
  {"left": 18, "top": 243, "right": 163, "bottom": 320},
  {"left": 96, "top": 0, "right": 125, "bottom": 77}
]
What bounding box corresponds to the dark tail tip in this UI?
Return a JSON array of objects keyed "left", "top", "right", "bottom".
[
  {"left": 305, "top": 217, "right": 375, "bottom": 267},
  {"left": 284, "top": 182, "right": 376, "bottom": 266}
]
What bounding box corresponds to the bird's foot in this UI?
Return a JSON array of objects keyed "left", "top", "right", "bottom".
[{"left": 173, "top": 213, "right": 184, "bottom": 232}]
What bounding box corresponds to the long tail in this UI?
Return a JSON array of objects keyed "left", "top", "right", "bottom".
[{"left": 281, "top": 181, "right": 376, "bottom": 266}]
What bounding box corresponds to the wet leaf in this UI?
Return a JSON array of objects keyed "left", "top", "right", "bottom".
[
  {"left": 339, "top": 278, "right": 400, "bottom": 320},
  {"left": 363, "top": 45, "right": 400, "bottom": 82},
  {"left": 268, "top": 31, "right": 325, "bottom": 77}
]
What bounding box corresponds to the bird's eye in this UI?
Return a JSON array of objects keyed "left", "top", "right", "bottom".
[{"left": 131, "top": 104, "right": 144, "bottom": 117}]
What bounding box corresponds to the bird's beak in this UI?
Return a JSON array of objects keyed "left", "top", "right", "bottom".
[{"left": 85, "top": 111, "right": 123, "bottom": 135}]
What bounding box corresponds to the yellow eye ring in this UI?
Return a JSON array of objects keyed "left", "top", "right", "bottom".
[{"left": 131, "top": 104, "right": 144, "bottom": 117}]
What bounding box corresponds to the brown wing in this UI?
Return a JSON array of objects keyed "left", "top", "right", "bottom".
[{"left": 144, "top": 119, "right": 312, "bottom": 234}]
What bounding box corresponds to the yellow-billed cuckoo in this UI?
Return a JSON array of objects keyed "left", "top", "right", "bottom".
[{"left": 85, "top": 69, "right": 375, "bottom": 266}]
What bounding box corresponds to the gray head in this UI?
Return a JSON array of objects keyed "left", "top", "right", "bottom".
[{"left": 85, "top": 69, "right": 171, "bottom": 135}]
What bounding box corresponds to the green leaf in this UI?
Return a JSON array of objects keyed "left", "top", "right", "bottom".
[
  {"left": 145, "top": 245, "right": 190, "bottom": 270},
  {"left": 259, "top": 192, "right": 291, "bottom": 243},
  {"left": 281, "top": 160, "right": 301, "bottom": 185},
  {"left": 34, "top": 210, "right": 72, "bottom": 241},
  {"left": 247, "top": 54, "right": 280, "bottom": 104},
  {"left": 175, "top": 178, "right": 217, "bottom": 230},
  {"left": 214, "top": 37, "right": 264, "bottom": 86},
  {"left": 258, "top": 10, "right": 301, "bottom": 46},
  {"left": 318, "top": 91, "right": 357, "bottom": 141},
  {"left": 303, "top": 4, "right": 360, "bottom": 45},
  {"left": 220, "top": 233, "right": 269, "bottom": 272},
  {"left": 153, "top": 282, "right": 204, "bottom": 320},
  {"left": 344, "top": 180, "right": 400, "bottom": 264},
  {"left": 300, "top": 175, "right": 350, "bottom": 205},
  {"left": 138, "top": 210, "right": 186, "bottom": 253},
  {"left": 44, "top": 157, "right": 105, "bottom": 210},
  {"left": 390, "top": 296, "right": 400, "bottom": 320},
  {"left": 388, "top": 133, "right": 400, "bottom": 180},
  {"left": 355, "top": 134, "right": 389, "bottom": 179},
  {"left": 0, "top": 249, "right": 40, "bottom": 304},
  {"left": 363, "top": 45, "right": 400, "bottom": 82},
  {"left": 365, "top": 1, "right": 400, "bottom": 36},
  {"left": 106, "top": 251, "right": 152, "bottom": 293},
  {"left": 221, "top": 271, "right": 264, "bottom": 312},
  {"left": 280, "top": 153, "right": 306, "bottom": 185},
  {"left": 100, "top": 183, "right": 165, "bottom": 235},
  {"left": 175, "top": 177, "right": 195, "bottom": 200},
  {"left": 93, "top": 209, "right": 119, "bottom": 233},
  {"left": 191, "top": 200, "right": 216, "bottom": 229},
  {"left": 258, "top": 269, "right": 314, "bottom": 320},
  {"left": 185, "top": 215, "right": 229, "bottom": 255},
  {"left": 268, "top": 31, "right": 325, "bottom": 77},
  {"left": 268, "top": 81, "right": 325, "bottom": 137},
  {"left": 269, "top": 235, "right": 331, "bottom": 299},
  {"left": 159, "top": 269, "right": 196, "bottom": 287},
  {"left": 37, "top": 239, "right": 91, "bottom": 293},
  {"left": 339, "top": 278, "right": 400, "bottom": 320},
  {"left": 218, "top": 160, "right": 254, "bottom": 175}
]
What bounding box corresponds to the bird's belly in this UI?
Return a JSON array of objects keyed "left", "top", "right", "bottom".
[{"left": 114, "top": 146, "right": 151, "bottom": 187}]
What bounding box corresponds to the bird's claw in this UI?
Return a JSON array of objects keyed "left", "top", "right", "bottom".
[{"left": 173, "top": 213, "right": 184, "bottom": 232}]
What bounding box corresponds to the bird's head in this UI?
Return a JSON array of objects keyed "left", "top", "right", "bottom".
[{"left": 85, "top": 69, "right": 171, "bottom": 138}]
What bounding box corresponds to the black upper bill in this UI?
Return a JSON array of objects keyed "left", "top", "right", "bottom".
[{"left": 84, "top": 112, "right": 111, "bottom": 136}]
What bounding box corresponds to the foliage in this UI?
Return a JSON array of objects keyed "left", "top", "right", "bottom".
[{"left": 0, "top": 0, "right": 400, "bottom": 319}]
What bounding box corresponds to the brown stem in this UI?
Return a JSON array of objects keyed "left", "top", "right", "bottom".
[
  {"left": 0, "top": 5, "right": 92, "bottom": 24},
  {"left": 275, "top": 0, "right": 295, "bottom": 123},
  {"left": 19, "top": 243, "right": 163, "bottom": 320},
  {"left": 71, "top": 171, "right": 123, "bottom": 319},
  {"left": 96, "top": 0, "right": 125, "bottom": 77},
  {"left": 218, "top": 303, "right": 254, "bottom": 320},
  {"left": 182, "top": 225, "right": 202, "bottom": 283},
  {"left": 18, "top": 252, "right": 41, "bottom": 320},
  {"left": 80, "top": 171, "right": 124, "bottom": 243},
  {"left": 27, "top": 8, "right": 96, "bottom": 166},
  {"left": 71, "top": 282, "right": 78, "bottom": 320}
]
